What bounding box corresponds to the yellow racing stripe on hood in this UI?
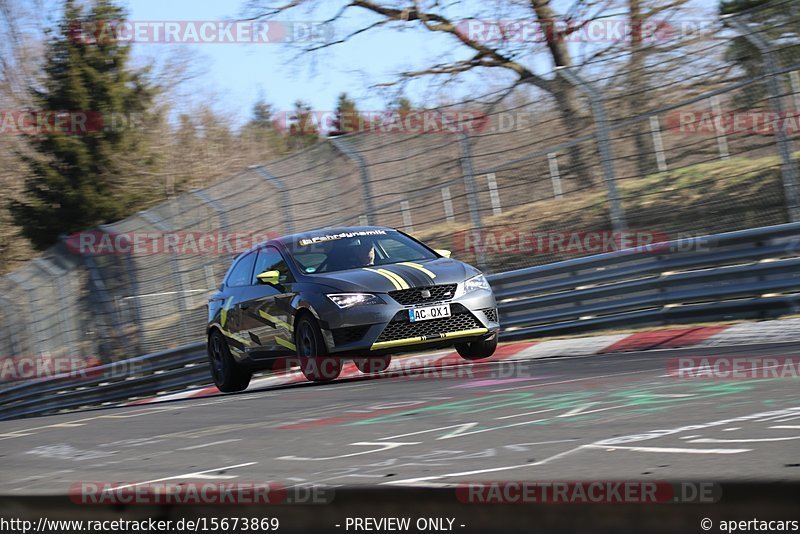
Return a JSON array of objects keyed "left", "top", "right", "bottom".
[
  {"left": 398, "top": 262, "right": 437, "bottom": 279},
  {"left": 363, "top": 267, "right": 403, "bottom": 290},
  {"left": 377, "top": 268, "right": 410, "bottom": 289}
]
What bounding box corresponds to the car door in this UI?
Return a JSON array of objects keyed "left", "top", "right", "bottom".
[
  {"left": 239, "top": 246, "right": 297, "bottom": 353},
  {"left": 216, "top": 250, "right": 258, "bottom": 357}
]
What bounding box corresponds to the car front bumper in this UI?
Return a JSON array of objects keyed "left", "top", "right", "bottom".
[{"left": 318, "top": 287, "right": 500, "bottom": 356}]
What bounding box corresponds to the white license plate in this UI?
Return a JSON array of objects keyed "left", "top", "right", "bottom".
[{"left": 409, "top": 304, "right": 451, "bottom": 322}]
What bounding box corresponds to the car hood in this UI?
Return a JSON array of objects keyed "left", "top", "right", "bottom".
[{"left": 308, "top": 258, "right": 480, "bottom": 293}]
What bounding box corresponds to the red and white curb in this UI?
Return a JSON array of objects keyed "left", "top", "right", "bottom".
[{"left": 123, "top": 318, "right": 800, "bottom": 407}]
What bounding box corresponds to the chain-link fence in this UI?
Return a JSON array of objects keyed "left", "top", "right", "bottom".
[{"left": 1, "top": 1, "right": 799, "bottom": 363}]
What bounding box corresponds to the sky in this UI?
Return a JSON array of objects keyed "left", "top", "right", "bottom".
[
  {"left": 114, "top": 0, "right": 716, "bottom": 127},
  {"left": 121, "top": 0, "right": 485, "bottom": 126}
]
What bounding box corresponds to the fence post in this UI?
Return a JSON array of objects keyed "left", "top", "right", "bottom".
[
  {"left": 400, "top": 200, "right": 414, "bottom": 233},
  {"left": 790, "top": 70, "right": 800, "bottom": 112},
  {"left": 485, "top": 173, "right": 502, "bottom": 216},
  {"left": 649, "top": 116, "right": 668, "bottom": 172},
  {"left": 191, "top": 189, "right": 234, "bottom": 296},
  {"left": 248, "top": 166, "right": 295, "bottom": 234},
  {"left": 0, "top": 292, "right": 23, "bottom": 357},
  {"left": 547, "top": 153, "right": 564, "bottom": 200},
  {"left": 0, "top": 282, "right": 26, "bottom": 356},
  {"left": 441, "top": 186, "right": 456, "bottom": 223},
  {"left": 93, "top": 226, "right": 143, "bottom": 356},
  {"left": 709, "top": 95, "right": 731, "bottom": 161},
  {"left": 32, "top": 258, "right": 79, "bottom": 355},
  {"left": 139, "top": 211, "right": 191, "bottom": 342},
  {"left": 330, "top": 137, "right": 376, "bottom": 225},
  {"left": 458, "top": 132, "right": 487, "bottom": 271},
  {"left": 724, "top": 16, "right": 800, "bottom": 222},
  {"left": 7, "top": 271, "right": 48, "bottom": 356},
  {"left": 557, "top": 67, "right": 627, "bottom": 233}
]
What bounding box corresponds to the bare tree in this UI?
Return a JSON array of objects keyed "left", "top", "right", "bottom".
[{"left": 245, "top": 0, "right": 631, "bottom": 185}]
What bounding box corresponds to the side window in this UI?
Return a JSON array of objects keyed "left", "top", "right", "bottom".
[
  {"left": 253, "top": 247, "right": 294, "bottom": 284},
  {"left": 226, "top": 252, "right": 257, "bottom": 287}
]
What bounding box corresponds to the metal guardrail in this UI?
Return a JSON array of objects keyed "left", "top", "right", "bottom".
[
  {"left": 490, "top": 222, "right": 800, "bottom": 340},
  {"left": 0, "top": 343, "right": 207, "bottom": 420},
  {"left": 2, "top": 222, "right": 800, "bottom": 420}
]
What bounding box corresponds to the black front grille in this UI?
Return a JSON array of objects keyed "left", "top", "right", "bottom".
[
  {"left": 481, "top": 308, "right": 498, "bottom": 322},
  {"left": 376, "top": 312, "right": 482, "bottom": 343},
  {"left": 389, "top": 284, "right": 457, "bottom": 305}
]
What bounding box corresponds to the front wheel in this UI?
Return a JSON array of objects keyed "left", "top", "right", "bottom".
[
  {"left": 295, "top": 316, "right": 342, "bottom": 382},
  {"left": 455, "top": 334, "right": 498, "bottom": 360},
  {"left": 208, "top": 330, "right": 252, "bottom": 392}
]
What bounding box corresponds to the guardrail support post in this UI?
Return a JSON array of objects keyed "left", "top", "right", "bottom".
[
  {"left": 557, "top": 67, "right": 627, "bottom": 233},
  {"left": 724, "top": 16, "right": 800, "bottom": 222},
  {"left": 330, "top": 137, "right": 376, "bottom": 225},
  {"left": 248, "top": 166, "right": 295, "bottom": 234}
]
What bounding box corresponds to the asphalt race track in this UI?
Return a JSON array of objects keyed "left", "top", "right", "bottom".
[{"left": 2, "top": 342, "right": 799, "bottom": 491}]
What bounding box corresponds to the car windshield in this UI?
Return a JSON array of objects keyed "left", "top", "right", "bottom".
[{"left": 287, "top": 230, "right": 437, "bottom": 274}]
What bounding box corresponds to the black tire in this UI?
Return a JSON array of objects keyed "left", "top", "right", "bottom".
[
  {"left": 295, "top": 315, "right": 342, "bottom": 382},
  {"left": 208, "top": 329, "right": 252, "bottom": 392},
  {"left": 353, "top": 355, "right": 392, "bottom": 374},
  {"left": 455, "top": 334, "right": 498, "bottom": 360}
]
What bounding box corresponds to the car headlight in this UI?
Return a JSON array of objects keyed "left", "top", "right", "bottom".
[
  {"left": 463, "top": 274, "right": 491, "bottom": 293},
  {"left": 327, "top": 293, "right": 384, "bottom": 308}
]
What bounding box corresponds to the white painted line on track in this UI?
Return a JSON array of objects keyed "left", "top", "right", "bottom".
[
  {"left": 382, "top": 446, "right": 586, "bottom": 485},
  {"left": 687, "top": 436, "right": 800, "bottom": 443},
  {"left": 277, "top": 442, "right": 422, "bottom": 461},
  {"left": 386, "top": 406, "right": 800, "bottom": 485},
  {"left": 378, "top": 423, "right": 478, "bottom": 441},
  {"left": 772, "top": 416, "right": 800, "bottom": 423},
  {"left": 583, "top": 444, "right": 751, "bottom": 454},
  {"left": 111, "top": 462, "right": 258, "bottom": 490},
  {"left": 178, "top": 439, "right": 242, "bottom": 450},
  {"left": 494, "top": 408, "right": 560, "bottom": 420}
]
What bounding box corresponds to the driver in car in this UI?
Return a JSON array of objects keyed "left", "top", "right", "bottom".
[{"left": 353, "top": 240, "right": 376, "bottom": 267}]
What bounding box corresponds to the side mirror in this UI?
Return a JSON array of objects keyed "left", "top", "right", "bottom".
[
  {"left": 256, "top": 270, "right": 281, "bottom": 285},
  {"left": 435, "top": 249, "right": 452, "bottom": 258}
]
